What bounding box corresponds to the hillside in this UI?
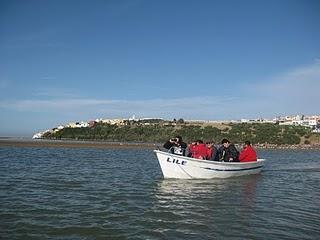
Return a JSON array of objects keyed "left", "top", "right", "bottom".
[{"left": 42, "top": 121, "right": 320, "bottom": 146}]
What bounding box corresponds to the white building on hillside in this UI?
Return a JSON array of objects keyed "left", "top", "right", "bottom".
[{"left": 278, "top": 115, "right": 320, "bottom": 128}]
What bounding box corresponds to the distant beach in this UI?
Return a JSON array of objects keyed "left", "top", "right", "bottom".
[
  {"left": 0, "top": 138, "right": 157, "bottom": 149},
  {"left": 0, "top": 138, "right": 319, "bottom": 150}
]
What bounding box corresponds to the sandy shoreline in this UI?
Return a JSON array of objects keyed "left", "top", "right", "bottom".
[
  {"left": 0, "top": 138, "right": 158, "bottom": 149},
  {"left": 1, "top": 138, "right": 319, "bottom": 150}
]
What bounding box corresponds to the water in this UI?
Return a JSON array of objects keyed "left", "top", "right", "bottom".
[{"left": 0, "top": 146, "right": 319, "bottom": 240}]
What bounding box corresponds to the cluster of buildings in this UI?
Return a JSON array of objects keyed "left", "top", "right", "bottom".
[
  {"left": 32, "top": 116, "right": 163, "bottom": 139},
  {"left": 275, "top": 115, "right": 320, "bottom": 128},
  {"left": 32, "top": 114, "right": 320, "bottom": 139},
  {"left": 33, "top": 119, "right": 123, "bottom": 139},
  {"left": 240, "top": 115, "right": 320, "bottom": 132}
]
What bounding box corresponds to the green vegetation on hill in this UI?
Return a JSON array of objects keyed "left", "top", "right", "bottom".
[{"left": 43, "top": 120, "right": 317, "bottom": 145}]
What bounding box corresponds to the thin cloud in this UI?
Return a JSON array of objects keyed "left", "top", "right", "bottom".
[
  {"left": 1, "top": 61, "right": 319, "bottom": 122},
  {"left": 40, "top": 76, "right": 57, "bottom": 80},
  {"left": 244, "top": 60, "right": 320, "bottom": 116},
  {"left": 2, "top": 99, "right": 116, "bottom": 111},
  {"left": 261, "top": 61, "right": 320, "bottom": 94},
  {"left": 32, "top": 87, "right": 80, "bottom": 98},
  {"left": 0, "top": 96, "right": 236, "bottom": 120}
]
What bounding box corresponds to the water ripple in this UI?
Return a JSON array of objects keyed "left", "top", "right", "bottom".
[{"left": 0, "top": 147, "right": 319, "bottom": 239}]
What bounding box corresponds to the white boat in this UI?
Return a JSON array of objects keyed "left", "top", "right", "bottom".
[{"left": 154, "top": 150, "right": 265, "bottom": 179}]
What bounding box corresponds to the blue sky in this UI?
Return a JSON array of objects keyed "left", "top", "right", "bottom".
[{"left": 1, "top": 0, "right": 319, "bottom": 137}]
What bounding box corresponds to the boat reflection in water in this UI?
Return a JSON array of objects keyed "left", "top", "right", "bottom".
[
  {"left": 150, "top": 175, "right": 261, "bottom": 237},
  {"left": 154, "top": 175, "right": 260, "bottom": 205}
]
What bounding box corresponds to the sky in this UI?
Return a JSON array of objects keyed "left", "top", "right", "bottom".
[{"left": 0, "top": 0, "right": 320, "bottom": 137}]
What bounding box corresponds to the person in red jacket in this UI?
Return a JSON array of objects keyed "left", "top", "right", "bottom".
[
  {"left": 239, "top": 141, "right": 257, "bottom": 162},
  {"left": 188, "top": 140, "right": 207, "bottom": 159},
  {"left": 205, "top": 141, "right": 219, "bottom": 161}
]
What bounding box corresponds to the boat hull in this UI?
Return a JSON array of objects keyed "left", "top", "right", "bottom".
[{"left": 154, "top": 150, "right": 265, "bottom": 179}]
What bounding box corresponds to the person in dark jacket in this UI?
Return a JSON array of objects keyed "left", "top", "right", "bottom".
[
  {"left": 218, "top": 138, "right": 239, "bottom": 162},
  {"left": 163, "top": 135, "right": 187, "bottom": 156}
]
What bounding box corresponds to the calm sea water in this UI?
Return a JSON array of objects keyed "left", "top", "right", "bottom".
[{"left": 0, "top": 146, "right": 319, "bottom": 240}]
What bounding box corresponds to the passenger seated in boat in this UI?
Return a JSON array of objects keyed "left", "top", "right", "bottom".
[
  {"left": 239, "top": 141, "right": 257, "bottom": 162},
  {"left": 163, "top": 136, "right": 187, "bottom": 156},
  {"left": 187, "top": 141, "right": 197, "bottom": 157},
  {"left": 218, "top": 138, "right": 239, "bottom": 162},
  {"left": 205, "top": 141, "right": 219, "bottom": 161},
  {"left": 187, "top": 140, "right": 207, "bottom": 159}
]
